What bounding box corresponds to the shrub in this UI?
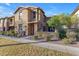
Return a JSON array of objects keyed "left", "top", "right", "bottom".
[
  {"left": 62, "top": 31, "right": 76, "bottom": 44},
  {"left": 4, "top": 30, "right": 16, "bottom": 36},
  {"left": 37, "top": 32, "right": 43, "bottom": 39},
  {"left": 10, "top": 30, "right": 16, "bottom": 36},
  {"left": 5, "top": 31, "right": 10, "bottom": 36},
  {"left": 62, "top": 38, "right": 71, "bottom": 44},
  {"left": 0, "top": 31, "right": 4, "bottom": 35},
  {"left": 66, "top": 31, "right": 76, "bottom": 39},
  {"left": 53, "top": 32, "right": 59, "bottom": 38},
  {"left": 76, "top": 33, "right": 79, "bottom": 41},
  {"left": 3, "top": 31, "right": 8, "bottom": 35},
  {"left": 38, "top": 32, "right": 42, "bottom": 36},
  {"left": 46, "top": 35, "right": 51, "bottom": 41},
  {"left": 62, "top": 38, "right": 76, "bottom": 44},
  {"left": 32, "top": 35, "right": 38, "bottom": 40},
  {"left": 59, "top": 29, "right": 66, "bottom": 39},
  {"left": 1, "top": 31, "right": 5, "bottom": 35},
  {"left": 0, "top": 30, "right": 16, "bottom": 36},
  {"left": 75, "top": 29, "right": 79, "bottom": 41}
]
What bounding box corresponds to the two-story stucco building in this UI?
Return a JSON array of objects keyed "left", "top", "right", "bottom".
[
  {"left": 14, "top": 6, "right": 46, "bottom": 36},
  {"left": 0, "top": 6, "right": 46, "bottom": 36},
  {"left": 0, "top": 18, "right": 4, "bottom": 31},
  {"left": 0, "top": 16, "right": 15, "bottom": 32}
]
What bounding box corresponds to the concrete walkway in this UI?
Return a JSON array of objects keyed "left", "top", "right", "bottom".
[
  {"left": 0, "top": 35, "right": 43, "bottom": 43},
  {"left": 0, "top": 35, "right": 79, "bottom": 55}
]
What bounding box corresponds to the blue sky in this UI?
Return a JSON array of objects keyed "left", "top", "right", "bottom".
[{"left": 0, "top": 3, "right": 79, "bottom": 17}]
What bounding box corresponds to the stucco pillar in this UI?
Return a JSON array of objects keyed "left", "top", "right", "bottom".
[
  {"left": 34, "top": 23, "right": 38, "bottom": 34},
  {"left": 25, "top": 24, "right": 28, "bottom": 36}
]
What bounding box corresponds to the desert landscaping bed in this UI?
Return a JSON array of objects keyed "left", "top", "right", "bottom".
[
  {"left": 0, "top": 38, "right": 71, "bottom": 56},
  {"left": 0, "top": 38, "right": 18, "bottom": 45},
  {"left": 0, "top": 44, "right": 71, "bottom": 56}
]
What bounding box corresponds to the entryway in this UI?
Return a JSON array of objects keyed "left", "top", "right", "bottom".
[{"left": 28, "top": 23, "right": 34, "bottom": 35}]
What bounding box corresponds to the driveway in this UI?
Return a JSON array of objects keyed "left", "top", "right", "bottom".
[{"left": 0, "top": 35, "right": 79, "bottom": 55}]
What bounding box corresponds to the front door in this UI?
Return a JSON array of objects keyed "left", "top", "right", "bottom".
[{"left": 28, "top": 23, "right": 34, "bottom": 35}]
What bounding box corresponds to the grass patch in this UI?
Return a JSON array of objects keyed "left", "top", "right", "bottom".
[
  {"left": 0, "top": 38, "right": 18, "bottom": 45},
  {"left": 0, "top": 44, "right": 71, "bottom": 56},
  {"left": 0, "top": 38, "right": 71, "bottom": 56}
]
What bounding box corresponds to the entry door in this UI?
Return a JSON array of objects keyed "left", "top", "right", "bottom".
[{"left": 28, "top": 24, "right": 34, "bottom": 35}]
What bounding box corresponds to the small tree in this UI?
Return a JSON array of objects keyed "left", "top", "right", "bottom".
[
  {"left": 47, "top": 14, "right": 78, "bottom": 39},
  {"left": 47, "top": 14, "right": 67, "bottom": 39}
]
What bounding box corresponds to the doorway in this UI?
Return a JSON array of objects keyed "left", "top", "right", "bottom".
[{"left": 28, "top": 23, "right": 34, "bottom": 35}]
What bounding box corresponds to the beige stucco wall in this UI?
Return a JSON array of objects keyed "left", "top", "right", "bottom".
[
  {"left": 14, "top": 7, "right": 45, "bottom": 35},
  {"left": 14, "top": 8, "right": 29, "bottom": 35},
  {"left": 0, "top": 16, "right": 15, "bottom": 32},
  {"left": 0, "top": 19, "right": 4, "bottom": 31},
  {"left": 72, "top": 10, "right": 79, "bottom": 29},
  {"left": 27, "top": 8, "right": 45, "bottom": 34},
  {"left": 37, "top": 9, "right": 45, "bottom": 31},
  {"left": 4, "top": 18, "right": 8, "bottom": 31},
  {"left": 8, "top": 17, "right": 15, "bottom": 27}
]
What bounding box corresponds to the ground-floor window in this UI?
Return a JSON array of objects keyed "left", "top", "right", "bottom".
[
  {"left": 48, "top": 27, "right": 55, "bottom": 32},
  {"left": 43, "top": 26, "right": 46, "bottom": 31},
  {"left": 19, "top": 24, "right": 22, "bottom": 31}
]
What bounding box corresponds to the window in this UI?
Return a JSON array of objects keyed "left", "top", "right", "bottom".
[
  {"left": 20, "top": 12, "right": 23, "bottom": 17},
  {"left": 32, "top": 11, "right": 36, "bottom": 19},
  {"left": 19, "top": 24, "right": 23, "bottom": 31},
  {"left": 10, "top": 19, "right": 12, "bottom": 24},
  {"left": 19, "top": 12, "right": 23, "bottom": 20}
]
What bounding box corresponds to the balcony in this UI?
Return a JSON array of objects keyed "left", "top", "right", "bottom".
[{"left": 28, "top": 21, "right": 38, "bottom": 24}]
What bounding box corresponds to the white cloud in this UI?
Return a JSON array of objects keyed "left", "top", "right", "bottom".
[
  {"left": 5, "top": 3, "right": 11, "bottom": 6},
  {"left": 8, "top": 12, "right": 13, "bottom": 16}
]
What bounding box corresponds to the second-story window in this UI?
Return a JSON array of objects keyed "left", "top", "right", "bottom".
[
  {"left": 10, "top": 19, "right": 12, "bottom": 24},
  {"left": 19, "top": 12, "right": 23, "bottom": 20},
  {"left": 19, "top": 24, "right": 23, "bottom": 32},
  {"left": 32, "top": 11, "right": 36, "bottom": 19}
]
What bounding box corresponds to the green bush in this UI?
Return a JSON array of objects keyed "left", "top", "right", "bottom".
[
  {"left": 59, "top": 29, "right": 66, "bottom": 39},
  {"left": 53, "top": 31, "right": 59, "bottom": 38},
  {"left": 62, "top": 31, "right": 76, "bottom": 44},
  {"left": 2, "top": 30, "right": 16, "bottom": 36},
  {"left": 0, "top": 31, "right": 2, "bottom": 34},
  {"left": 75, "top": 29, "right": 79, "bottom": 41},
  {"left": 2, "top": 31, "right": 7, "bottom": 35},
  {"left": 62, "top": 38, "right": 71, "bottom": 44},
  {"left": 4, "top": 31, "right": 8, "bottom": 35},
  {"left": 1, "top": 31, "right": 5, "bottom": 35},
  {"left": 0, "top": 31, "right": 4, "bottom": 35},
  {"left": 66, "top": 31, "right": 76, "bottom": 39},
  {"left": 37, "top": 32, "right": 43, "bottom": 39},
  {"left": 37, "top": 32, "right": 59, "bottom": 41},
  {"left": 32, "top": 35, "right": 38, "bottom": 40},
  {"left": 0, "top": 30, "right": 16, "bottom": 36},
  {"left": 46, "top": 35, "right": 51, "bottom": 41},
  {"left": 9, "top": 30, "right": 16, "bottom": 36},
  {"left": 62, "top": 38, "right": 76, "bottom": 44}
]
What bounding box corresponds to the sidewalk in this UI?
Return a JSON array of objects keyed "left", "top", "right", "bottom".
[{"left": 0, "top": 35, "right": 43, "bottom": 43}]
